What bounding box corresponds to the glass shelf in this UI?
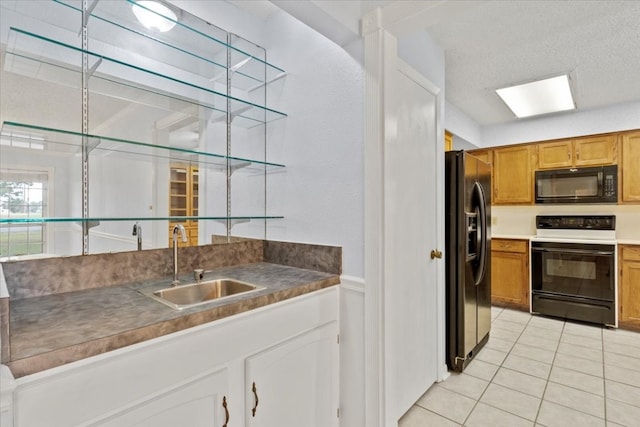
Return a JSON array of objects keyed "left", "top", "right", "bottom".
[
  {"left": 51, "top": 0, "right": 286, "bottom": 92},
  {"left": 1, "top": 1, "right": 286, "bottom": 255},
  {"left": 0, "top": 216, "right": 284, "bottom": 224},
  {"left": 1, "top": 122, "right": 286, "bottom": 174},
  {"left": 6, "top": 27, "right": 287, "bottom": 128}
]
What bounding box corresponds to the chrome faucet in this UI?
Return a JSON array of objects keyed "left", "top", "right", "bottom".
[
  {"left": 132, "top": 222, "right": 142, "bottom": 251},
  {"left": 171, "top": 224, "right": 188, "bottom": 286}
]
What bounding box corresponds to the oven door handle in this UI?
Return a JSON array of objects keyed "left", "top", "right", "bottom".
[
  {"left": 531, "top": 247, "right": 614, "bottom": 256},
  {"left": 472, "top": 181, "right": 487, "bottom": 286}
]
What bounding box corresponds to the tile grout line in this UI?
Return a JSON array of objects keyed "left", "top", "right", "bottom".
[
  {"left": 461, "top": 309, "right": 533, "bottom": 426},
  {"left": 413, "top": 406, "right": 466, "bottom": 426},
  {"left": 532, "top": 317, "right": 565, "bottom": 425},
  {"left": 448, "top": 310, "right": 640, "bottom": 426},
  {"left": 406, "top": 309, "right": 640, "bottom": 427},
  {"left": 494, "top": 312, "right": 635, "bottom": 422},
  {"left": 515, "top": 316, "right": 611, "bottom": 421},
  {"left": 534, "top": 320, "right": 615, "bottom": 424}
]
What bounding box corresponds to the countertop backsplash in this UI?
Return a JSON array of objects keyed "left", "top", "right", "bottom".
[
  {"left": 492, "top": 205, "right": 640, "bottom": 242},
  {"left": 0, "top": 239, "right": 342, "bottom": 301}
]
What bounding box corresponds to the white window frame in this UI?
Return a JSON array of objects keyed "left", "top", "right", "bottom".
[{"left": 0, "top": 165, "right": 55, "bottom": 257}]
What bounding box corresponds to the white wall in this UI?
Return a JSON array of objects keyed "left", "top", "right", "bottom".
[
  {"left": 169, "top": 0, "right": 265, "bottom": 43},
  {"left": 398, "top": 31, "right": 445, "bottom": 92},
  {"left": 171, "top": 2, "right": 365, "bottom": 278},
  {"left": 483, "top": 100, "right": 640, "bottom": 147},
  {"left": 445, "top": 101, "right": 483, "bottom": 148},
  {"left": 264, "top": 11, "right": 364, "bottom": 278}
]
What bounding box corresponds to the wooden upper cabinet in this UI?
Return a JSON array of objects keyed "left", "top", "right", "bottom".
[
  {"left": 537, "top": 140, "right": 573, "bottom": 169},
  {"left": 537, "top": 135, "right": 616, "bottom": 169},
  {"left": 621, "top": 131, "right": 640, "bottom": 203},
  {"left": 169, "top": 165, "right": 199, "bottom": 247},
  {"left": 445, "top": 130, "right": 453, "bottom": 151},
  {"left": 493, "top": 145, "right": 533, "bottom": 204},
  {"left": 574, "top": 135, "right": 617, "bottom": 166},
  {"left": 468, "top": 149, "right": 492, "bottom": 165}
]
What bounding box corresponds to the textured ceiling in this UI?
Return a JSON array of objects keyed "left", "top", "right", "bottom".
[
  {"left": 426, "top": 0, "right": 640, "bottom": 125},
  {"left": 238, "top": 0, "right": 640, "bottom": 127}
]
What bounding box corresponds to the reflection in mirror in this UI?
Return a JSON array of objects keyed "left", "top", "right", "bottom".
[{"left": 0, "top": 0, "right": 284, "bottom": 260}]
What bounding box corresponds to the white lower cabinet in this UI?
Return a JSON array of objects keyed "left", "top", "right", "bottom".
[
  {"left": 10, "top": 287, "right": 338, "bottom": 427},
  {"left": 95, "top": 367, "right": 229, "bottom": 427},
  {"left": 245, "top": 322, "right": 339, "bottom": 427}
]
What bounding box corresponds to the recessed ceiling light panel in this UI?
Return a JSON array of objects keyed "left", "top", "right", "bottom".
[
  {"left": 496, "top": 75, "right": 575, "bottom": 118},
  {"left": 132, "top": 1, "right": 177, "bottom": 33}
]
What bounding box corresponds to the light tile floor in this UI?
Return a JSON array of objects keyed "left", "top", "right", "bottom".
[{"left": 399, "top": 307, "right": 640, "bottom": 427}]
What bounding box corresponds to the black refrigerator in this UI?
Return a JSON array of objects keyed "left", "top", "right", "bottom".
[{"left": 445, "top": 150, "right": 492, "bottom": 372}]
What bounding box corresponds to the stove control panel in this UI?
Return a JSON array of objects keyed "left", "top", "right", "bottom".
[{"left": 536, "top": 215, "right": 616, "bottom": 230}]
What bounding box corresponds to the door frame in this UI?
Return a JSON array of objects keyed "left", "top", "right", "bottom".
[{"left": 362, "top": 9, "right": 447, "bottom": 427}]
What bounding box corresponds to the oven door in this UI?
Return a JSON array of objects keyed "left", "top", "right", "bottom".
[{"left": 531, "top": 241, "right": 616, "bottom": 325}]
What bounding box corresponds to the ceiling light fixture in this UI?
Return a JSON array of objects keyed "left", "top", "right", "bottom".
[
  {"left": 496, "top": 74, "right": 575, "bottom": 119},
  {"left": 132, "top": 1, "right": 177, "bottom": 33}
]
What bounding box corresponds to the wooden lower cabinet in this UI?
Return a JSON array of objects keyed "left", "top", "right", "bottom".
[
  {"left": 491, "top": 238, "right": 529, "bottom": 310},
  {"left": 619, "top": 245, "right": 640, "bottom": 330}
]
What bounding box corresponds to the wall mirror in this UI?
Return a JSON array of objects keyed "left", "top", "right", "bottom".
[{"left": 0, "top": 0, "right": 286, "bottom": 260}]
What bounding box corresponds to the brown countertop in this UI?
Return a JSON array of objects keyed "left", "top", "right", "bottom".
[
  {"left": 491, "top": 234, "right": 534, "bottom": 240},
  {"left": 7, "top": 262, "right": 340, "bottom": 378}
]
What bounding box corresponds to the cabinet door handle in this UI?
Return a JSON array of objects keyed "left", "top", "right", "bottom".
[
  {"left": 222, "top": 396, "right": 229, "bottom": 427},
  {"left": 430, "top": 249, "right": 442, "bottom": 259},
  {"left": 251, "top": 382, "right": 259, "bottom": 417}
]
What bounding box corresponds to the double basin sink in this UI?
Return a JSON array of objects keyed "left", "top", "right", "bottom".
[{"left": 142, "top": 278, "right": 263, "bottom": 310}]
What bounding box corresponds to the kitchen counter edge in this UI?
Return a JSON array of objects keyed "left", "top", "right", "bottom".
[{"left": 5, "top": 263, "right": 340, "bottom": 378}]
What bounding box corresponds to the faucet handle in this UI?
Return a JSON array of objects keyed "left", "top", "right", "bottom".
[{"left": 193, "top": 269, "right": 204, "bottom": 283}]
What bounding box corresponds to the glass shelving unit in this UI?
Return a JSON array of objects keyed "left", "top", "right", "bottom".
[
  {"left": 0, "top": 216, "right": 285, "bottom": 224},
  {"left": 5, "top": 27, "right": 287, "bottom": 127},
  {"left": 0, "top": 0, "right": 286, "bottom": 256},
  {"left": 1, "top": 122, "right": 285, "bottom": 174}
]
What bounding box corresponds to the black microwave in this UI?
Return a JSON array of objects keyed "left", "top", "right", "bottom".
[{"left": 535, "top": 165, "right": 618, "bottom": 204}]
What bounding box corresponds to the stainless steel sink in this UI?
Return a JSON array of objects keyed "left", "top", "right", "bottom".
[{"left": 144, "top": 278, "right": 263, "bottom": 310}]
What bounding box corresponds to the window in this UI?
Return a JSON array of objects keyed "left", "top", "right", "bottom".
[
  {"left": 0, "top": 128, "right": 45, "bottom": 150},
  {"left": 0, "top": 169, "right": 49, "bottom": 258}
]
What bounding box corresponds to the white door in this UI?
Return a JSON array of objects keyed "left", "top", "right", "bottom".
[
  {"left": 383, "top": 59, "right": 441, "bottom": 423},
  {"left": 245, "top": 321, "right": 339, "bottom": 427},
  {"left": 92, "top": 368, "right": 229, "bottom": 427}
]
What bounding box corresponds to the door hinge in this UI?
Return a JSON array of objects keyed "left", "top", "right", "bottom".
[
  {"left": 337, "top": 407, "right": 340, "bottom": 418},
  {"left": 337, "top": 334, "right": 340, "bottom": 344}
]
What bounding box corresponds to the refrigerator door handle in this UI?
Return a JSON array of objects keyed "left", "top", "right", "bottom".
[{"left": 472, "top": 181, "right": 487, "bottom": 286}]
